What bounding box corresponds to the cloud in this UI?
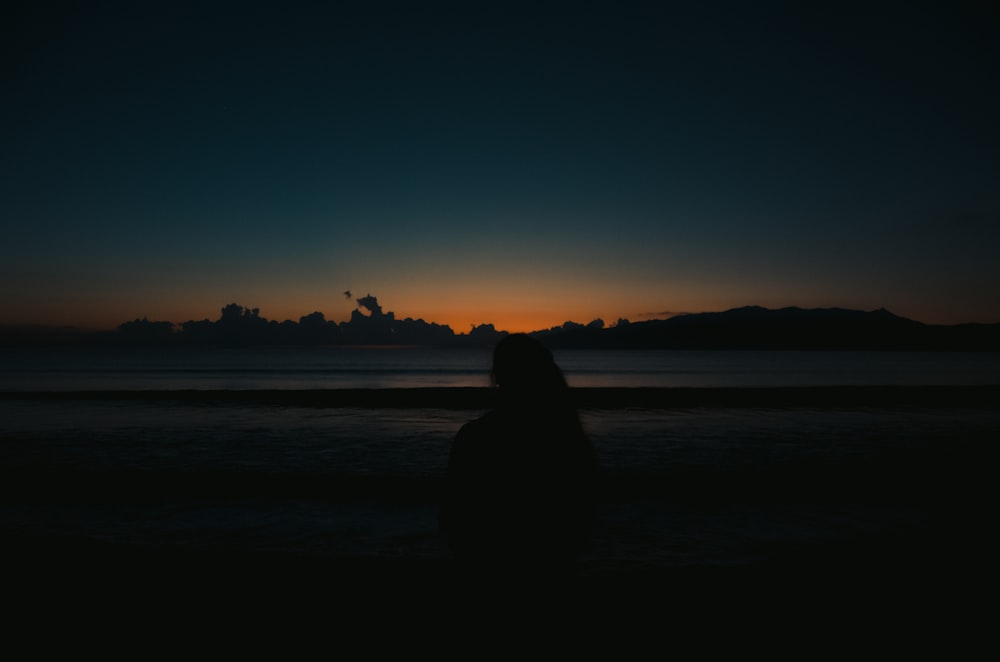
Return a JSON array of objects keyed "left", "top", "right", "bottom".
[{"left": 357, "top": 293, "right": 383, "bottom": 318}]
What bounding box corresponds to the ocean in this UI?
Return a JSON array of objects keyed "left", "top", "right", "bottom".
[
  {"left": 4, "top": 345, "right": 999, "bottom": 391},
  {"left": 1, "top": 346, "right": 997, "bottom": 574}
]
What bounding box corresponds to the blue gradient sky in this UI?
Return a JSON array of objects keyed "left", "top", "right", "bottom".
[{"left": 3, "top": 1, "right": 998, "bottom": 332}]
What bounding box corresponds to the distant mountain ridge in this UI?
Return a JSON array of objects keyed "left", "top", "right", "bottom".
[
  {"left": 537, "top": 306, "right": 1000, "bottom": 350},
  {"left": 2, "top": 304, "right": 999, "bottom": 350}
]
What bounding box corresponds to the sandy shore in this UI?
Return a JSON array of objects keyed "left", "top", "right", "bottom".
[
  {"left": 2, "top": 384, "right": 990, "bottom": 639},
  {"left": 1, "top": 429, "right": 974, "bottom": 598},
  {"left": 4, "top": 527, "right": 970, "bottom": 652}
]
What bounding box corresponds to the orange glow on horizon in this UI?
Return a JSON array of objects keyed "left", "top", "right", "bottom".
[
  {"left": 384, "top": 301, "right": 625, "bottom": 335},
  {"left": 4, "top": 282, "right": 992, "bottom": 332},
  {"left": 11, "top": 300, "right": 627, "bottom": 335}
]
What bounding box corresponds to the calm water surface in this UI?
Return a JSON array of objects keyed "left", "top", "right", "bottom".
[{"left": 3, "top": 346, "right": 998, "bottom": 390}]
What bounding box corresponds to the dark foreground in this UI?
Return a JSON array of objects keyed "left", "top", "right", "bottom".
[
  {"left": 1, "top": 469, "right": 986, "bottom": 654},
  {"left": 2, "top": 385, "right": 991, "bottom": 645},
  {"left": 2, "top": 454, "right": 981, "bottom": 613},
  {"left": 3, "top": 521, "right": 984, "bottom": 654}
]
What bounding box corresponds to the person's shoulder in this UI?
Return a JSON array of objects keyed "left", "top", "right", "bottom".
[
  {"left": 457, "top": 409, "right": 522, "bottom": 449},
  {"left": 458, "top": 410, "right": 502, "bottom": 437}
]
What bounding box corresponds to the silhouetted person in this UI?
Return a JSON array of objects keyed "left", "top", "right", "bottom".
[{"left": 439, "top": 333, "right": 598, "bottom": 575}]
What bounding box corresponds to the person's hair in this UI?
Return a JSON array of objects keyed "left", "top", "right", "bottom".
[{"left": 490, "top": 333, "right": 568, "bottom": 395}]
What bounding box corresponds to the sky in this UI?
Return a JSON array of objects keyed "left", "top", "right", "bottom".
[{"left": 3, "top": 0, "right": 998, "bottom": 333}]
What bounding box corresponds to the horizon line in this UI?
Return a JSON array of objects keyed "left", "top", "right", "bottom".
[{"left": 4, "top": 303, "right": 995, "bottom": 336}]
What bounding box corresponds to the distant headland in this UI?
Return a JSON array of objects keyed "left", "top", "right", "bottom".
[{"left": 3, "top": 295, "right": 999, "bottom": 350}]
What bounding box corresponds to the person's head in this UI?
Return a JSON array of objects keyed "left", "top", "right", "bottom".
[{"left": 491, "top": 333, "right": 567, "bottom": 396}]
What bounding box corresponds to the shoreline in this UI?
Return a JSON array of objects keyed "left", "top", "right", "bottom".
[{"left": 3, "top": 383, "right": 1000, "bottom": 408}]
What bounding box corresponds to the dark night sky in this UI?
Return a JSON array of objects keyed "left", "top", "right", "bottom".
[{"left": 3, "top": 1, "right": 998, "bottom": 332}]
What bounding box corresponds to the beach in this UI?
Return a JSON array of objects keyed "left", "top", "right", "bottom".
[{"left": 3, "top": 384, "right": 990, "bottom": 624}]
